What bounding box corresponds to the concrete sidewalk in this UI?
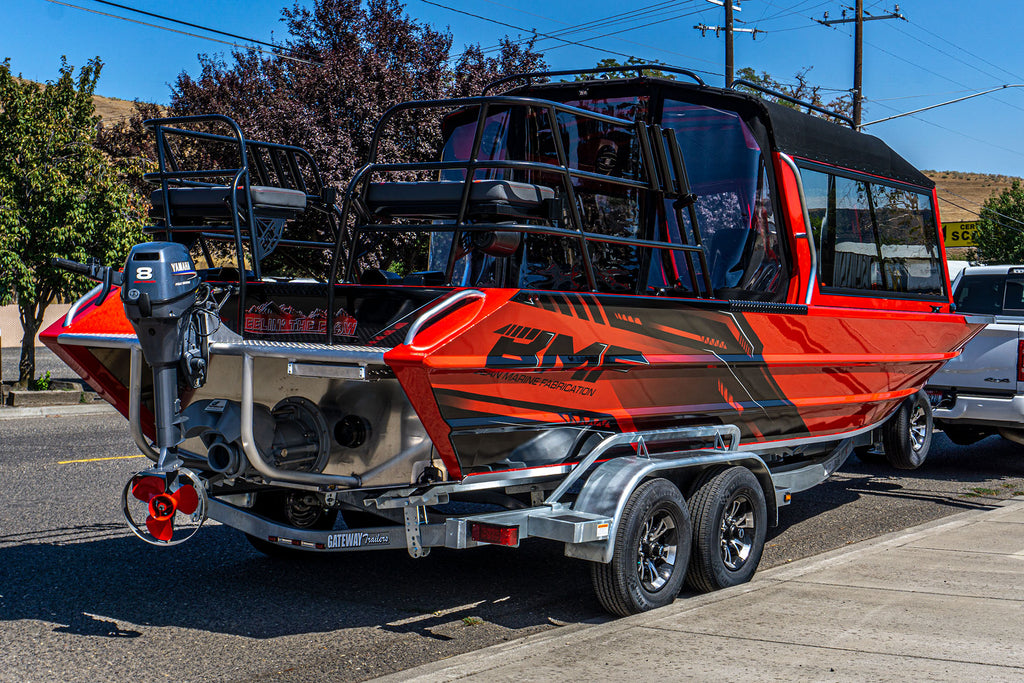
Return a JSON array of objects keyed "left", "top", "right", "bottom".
[{"left": 385, "top": 499, "right": 1024, "bottom": 682}]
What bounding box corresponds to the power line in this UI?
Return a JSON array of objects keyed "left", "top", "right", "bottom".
[
  {"left": 882, "top": 20, "right": 1016, "bottom": 88},
  {"left": 480, "top": 1, "right": 695, "bottom": 51},
  {"left": 937, "top": 190, "right": 1024, "bottom": 232},
  {"left": 85, "top": 0, "right": 300, "bottom": 56},
  {"left": 477, "top": 0, "right": 716, "bottom": 67},
  {"left": 426, "top": 0, "right": 722, "bottom": 77},
  {"left": 542, "top": 6, "right": 714, "bottom": 55},
  {"left": 937, "top": 196, "right": 1024, "bottom": 238},
  {"left": 907, "top": 18, "right": 1024, "bottom": 85},
  {"left": 420, "top": 0, "right": 644, "bottom": 60},
  {"left": 866, "top": 98, "right": 1024, "bottom": 164},
  {"left": 39, "top": 0, "right": 320, "bottom": 65}
]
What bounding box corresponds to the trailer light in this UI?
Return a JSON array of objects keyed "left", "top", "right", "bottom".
[
  {"left": 1017, "top": 340, "right": 1024, "bottom": 383},
  {"left": 470, "top": 522, "right": 519, "bottom": 546}
]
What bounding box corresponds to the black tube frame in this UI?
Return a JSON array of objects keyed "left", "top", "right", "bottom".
[
  {"left": 326, "top": 94, "right": 714, "bottom": 342},
  {"left": 144, "top": 114, "right": 342, "bottom": 323}
]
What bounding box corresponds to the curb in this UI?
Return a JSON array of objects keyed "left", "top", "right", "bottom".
[
  {"left": 0, "top": 403, "right": 118, "bottom": 420},
  {"left": 376, "top": 498, "right": 1024, "bottom": 683}
]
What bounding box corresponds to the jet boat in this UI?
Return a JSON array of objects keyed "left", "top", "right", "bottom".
[{"left": 42, "top": 66, "right": 980, "bottom": 614}]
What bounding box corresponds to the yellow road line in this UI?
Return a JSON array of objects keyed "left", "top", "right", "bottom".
[{"left": 59, "top": 454, "right": 149, "bottom": 464}]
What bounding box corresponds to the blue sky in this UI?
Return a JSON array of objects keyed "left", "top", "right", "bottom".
[{"left": 8, "top": 0, "right": 1024, "bottom": 177}]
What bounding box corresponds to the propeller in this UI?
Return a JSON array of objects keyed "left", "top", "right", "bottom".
[{"left": 129, "top": 474, "right": 201, "bottom": 542}]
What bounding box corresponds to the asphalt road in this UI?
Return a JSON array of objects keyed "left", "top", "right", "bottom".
[{"left": 1, "top": 413, "right": 1022, "bottom": 682}]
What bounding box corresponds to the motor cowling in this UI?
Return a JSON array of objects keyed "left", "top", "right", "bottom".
[
  {"left": 122, "top": 242, "right": 201, "bottom": 365},
  {"left": 121, "top": 242, "right": 205, "bottom": 455}
]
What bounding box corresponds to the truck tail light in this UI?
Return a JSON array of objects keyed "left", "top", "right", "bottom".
[
  {"left": 1017, "top": 340, "right": 1024, "bottom": 382},
  {"left": 470, "top": 522, "right": 519, "bottom": 547}
]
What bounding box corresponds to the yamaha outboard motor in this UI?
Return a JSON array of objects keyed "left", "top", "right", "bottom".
[
  {"left": 120, "top": 242, "right": 203, "bottom": 468},
  {"left": 55, "top": 242, "right": 210, "bottom": 544}
]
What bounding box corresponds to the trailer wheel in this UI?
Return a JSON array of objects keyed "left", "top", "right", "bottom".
[
  {"left": 591, "top": 478, "right": 691, "bottom": 616},
  {"left": 686, "top": 466, "right": 767, "bottom": 593},
  {"left": 882, "top": 390, "right": 932, "bottom": 470},
  {"left": 245, "top": 491, "right": 338, "bottom": 557}
]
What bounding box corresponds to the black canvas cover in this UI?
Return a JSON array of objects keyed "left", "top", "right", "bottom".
[
  {"left": 754, "top": 99, "right": 932, "bottom": 189},
  {"left": 506, "top": 76, "right": 932, "bottom": 190}
]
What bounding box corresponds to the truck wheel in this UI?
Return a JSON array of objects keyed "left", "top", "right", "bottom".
[
  {"left": 882, "top": 390, "right": 932, "bottom": 470},
  {"left": 245, "top": 491, "right": 338, "bottom": 557},
  {"left": 686, "top": 466, "right": 767, "bottom": 593},
  {"left": 591, "top": 478, "right": 691, "bottom": 616}
]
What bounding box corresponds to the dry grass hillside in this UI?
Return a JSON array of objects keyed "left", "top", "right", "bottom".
[
  {"left": 92, "top": 91, "right": 142, "bottom": 123},
  {"left": 925, "top": 170, "right": 1022, "bottom": 223}
]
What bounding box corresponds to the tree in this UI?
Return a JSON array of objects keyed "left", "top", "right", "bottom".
[
  {"left": 0, "top": 58, "right": 146, "bottom": 383},
  {"left": 734, "top": 66, "right": 852, "bottom": 123},
  {"left": 161, "top": 0, "right": 545, "bottom": 192},
  {"left": 98, "top": 0, "right": 545, "bottom": 274},
  {"left": 575, "top": 57, "right": 673, "bottom": 81},
  {"left": 969, "top": 181, "right": 1024, "bottom": 264}
]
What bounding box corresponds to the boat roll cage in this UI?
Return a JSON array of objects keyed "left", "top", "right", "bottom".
[
  {"left": 325, "top": 94, "right": 721, "bottom": 341},
  {"left": 482, "top": 62, "right": 854, "bottom": 127},
  {"left": 140, "top": 69, "right": 851, "bottom": 339},
  {"left": 143, "top": 114, "right": 343, "bottom": 318}
]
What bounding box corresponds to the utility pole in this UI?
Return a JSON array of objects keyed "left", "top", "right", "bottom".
[
  {"left": 818, "top": 3, "right": 905, "bottom": 129},
  {"left": 694, "top": 0, "right": 760, "bottom": 87},
  {"left": 725, "top": 0, "right": 734, "bottom": 87}
]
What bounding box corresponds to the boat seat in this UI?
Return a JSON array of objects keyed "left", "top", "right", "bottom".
[
  {"left": 150, "top": 185, "right": 308, "bottom": 220},
  {"left": 365, "top": 180, "right": 555, "bottom": 219}
]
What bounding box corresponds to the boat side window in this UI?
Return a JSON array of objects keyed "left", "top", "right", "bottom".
[
  {"left": 440, "top": 109, "right": 514, "bottom": 182},
  {"left": 650, "top": 100, "right": 787, "bottom": 300},
  {"left": 434, "top": 107, "right": 523, "bottom": 287},
  {"left": 800, "top": 166, "right": 945, "bottom": 297}
]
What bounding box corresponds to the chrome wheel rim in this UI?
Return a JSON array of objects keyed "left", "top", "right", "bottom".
[
  {"left": 909, "top": 403, "right": 928, "bottom": 452},
  {"left": 720, "top": 495, "right": 755, "bottom": 571},
  {"left": 636, "top": 507, "right": 678, "bottom": 592}
]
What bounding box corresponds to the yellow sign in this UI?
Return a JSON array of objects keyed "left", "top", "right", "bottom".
[{"left": 944, "top": 221, "right": 979, "bottom": 247}]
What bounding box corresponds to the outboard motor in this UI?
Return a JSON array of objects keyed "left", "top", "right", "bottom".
[
  {"left": 54, "top": 242, "right": 213, "bottom": 544},
  {"left": 120, "top": 242, "right": 204, "bottom": 468}
]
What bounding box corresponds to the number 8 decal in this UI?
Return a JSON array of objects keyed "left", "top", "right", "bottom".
[{"left": 136, "top": 267, "right": 153, "bottom": 280}]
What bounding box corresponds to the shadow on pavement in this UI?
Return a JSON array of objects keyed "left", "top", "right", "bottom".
[{"left": 0, "top": 523, "right": 602, "bottom": 640}]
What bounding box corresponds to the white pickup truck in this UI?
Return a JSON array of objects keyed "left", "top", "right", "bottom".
[{"left": 926, "top": 265, "right": 1024, "bottom": 446}]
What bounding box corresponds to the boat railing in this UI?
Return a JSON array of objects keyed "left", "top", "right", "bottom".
[
  {"left": 482, "top": 64, "right": 706, "bottom": 95},
  {"left": 729, "top": 79, "right": 855, "bottom": 128},
  {"left": 142, "top": 114, "right": 342, "bottom": 321},
  {"left": 326, "top": 95, "right": 715, "bottom": 342}
]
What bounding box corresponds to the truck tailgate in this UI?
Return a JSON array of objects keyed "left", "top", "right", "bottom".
[{"left": 928, "top": 320, "right": 1023, "bottom": 393}]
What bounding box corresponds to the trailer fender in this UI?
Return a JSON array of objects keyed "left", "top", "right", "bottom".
[{"left": 564, "top": 451, "right": 774, "bottom": 564}]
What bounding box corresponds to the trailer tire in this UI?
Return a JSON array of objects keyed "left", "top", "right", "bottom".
[
  {"left": 591, "top": 478, "right": 691, "bottom": 616},
  {"left": 685, "top": 466, "right": 766, "bottom": 593},
  {"left": 882, "top": 390, "right": 932, "bottom": 470}
]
